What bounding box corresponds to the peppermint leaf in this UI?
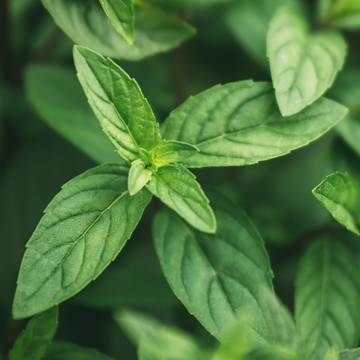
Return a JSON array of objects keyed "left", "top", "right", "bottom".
[
  {"left": 162, "top": 81, "right": 347, "bottom": 168},
  {"left": 340, "top": 348, "right": 360, "bottom": 360},
  {"left": 13, "top": 164, "right": 151, "bottom": 319},
  {"left": 313, "top": 171, "right": 360, "bottom": 235},
  {"left": 99, "top": 0, "right": 134, "bottom": 44},
  {"left": 10, "top": 308, "right": 58, "bottom": 360},
  {"left": 128, "top": 159, "right": 153, "bottom": 196},
  {"left": 267, "top": 7, "right": 346, "bottom": 116},
  {"left": 147, "top": 164, "right": 216, "bottom": 233},
  {"left": 153, "top": 197, "right": 273, "bottom": 340},
  {"left": 73, "top": 45, "right": 161, "bottom": 162},
  {"left": 42, "top": 0, "right": 195, "bottom": 60},
  {"left": 295, "top": 237, "right": 360, "bottom": 359}
]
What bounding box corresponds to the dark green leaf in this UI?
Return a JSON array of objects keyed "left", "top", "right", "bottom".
[
  {"left": 295, "top": 238, "right": 360, "bottom": 359},
  {"left": 162, "top": 81, "right": 347, "bottom": 168},
  {"left": 13, "top": 164, "right": 151, "bottom": 319},
  {"left": 153, "top": 198, "right": 274, "bottom": 340},
  {"left": 9, "top": 308, "right": 58, "bottom": 360},
  {"left": 25, "top": 65, "right": 120, "bottom": 164}
]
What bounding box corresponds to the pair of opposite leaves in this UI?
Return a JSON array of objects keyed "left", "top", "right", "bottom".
[{"left": 12, "top": 44, "right": 348, "bottom": 319}]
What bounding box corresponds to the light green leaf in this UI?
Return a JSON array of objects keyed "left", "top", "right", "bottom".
[
  {"left": 25, "top": 65, "right": 120, "bottom": 164},
  {"left": 313, "top": 171, "right": 360, "bottom": 235},
  {"left": 147, "top": 164, "right": 216, "bottom": 233},
  {"left": 340, "top": 348, "right": 360, "bottom": 360},
  {"left": 73, "top": 45, "right": 161, "bottom": 162},
  {"left": 153, "top": 198, "right": 274, "bottom": 340},
  {"left": 162, "top": 80, "right": 347, "bottom": 168},
  {"left": 225, "top": 0, "right": 299, "bottom": 65},
  {"left": 337, "top": 116, "right": 360, "bottom": 157},
  {"left": 295, "top": 238, "right": 360, "bottom": 360},
  {"left": 115, "top": 309, "right": 204, "bottom": 360},
  {"left": 45, "top": 342, "right": 113, "bottom": 360},
  {"left": 149, "top": 140, "right": 199, "bottom": 168},
  {"left": 42, "top": 0, "right": 195, "bottom": 61},
  {"left": 9, "top": 308, "right": 58, "bottom": 360},
  {"left": 99, "top": 0, "right": 134, "bottom": 44},
  {"left": 319, "top": 0, "right": 360, "bottom": 30},
  {"left": 128, "top": 159, "right": 153, "bottom": 196},
  {"left": 13, "top": 164, "right": 152, "bottom": 319},
  {"left": 267, "top": 7, "right": 346, "bottom": 116}
]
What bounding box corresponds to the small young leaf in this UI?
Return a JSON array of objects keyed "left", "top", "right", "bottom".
[
  {"left": 73, "top": 46, "right": 161, "bottom": 162},
  {"left": 42, "top": 0, "right": 195, "bottom": 61},
  {"left": 147, "top": 164, "right": 216, "bottom": 233},
  {"left": 340, "top": 348, "right": 360, "bottom": 360},
  {"left": 313, "top": 171, "right": 360, "bottom": 235},
  {"left": 45, "top": 342, "right": 113, "bottom": 360},
  {"left": 13, "top": 164, "right": 152, "bottom": 319},
  {"left": 9, "top": 307, "right": 58, "bottom": 360},
  {"left": 267, "top": 7, "right": 346, "bottom": 116},
  {"left": 114, "top": 309, "right": 204, "bottom": 360},
  {"left": 99, "top": 0, "right": 134, "bottom": 44},
  {"left": 295, "top": 237, "right": 360, "bottom": 359},
  {"left": 25, "top": 65, "right": 121, "bottom": 164},
  {"left": 128, "top": 160, "right": 153, "bottom": 196},
  {"left": 150, "top": 140, "right": 199, "bottom": 168},
  {"left": 162, "top": 81, "right": 348, "bottom": 168},
  {"left": 319, "top": 0, "right": 360, "bottom": 30},
  {"left": 153, "top": 198, "right": 274, "bottom": 340}
]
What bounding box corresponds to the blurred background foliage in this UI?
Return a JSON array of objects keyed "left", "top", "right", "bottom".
[{"left": 1, "top": 0, "right": 360, "bottom": 358}]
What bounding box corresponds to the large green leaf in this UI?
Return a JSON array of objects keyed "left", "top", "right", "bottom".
[
  {"left": 74, "top": 46, "right": 161, "bottom": 162},
  {"left": 153, "top": 198, "right": 274, "bottom": 340},
  {"left": 295, "top": 238, "right": 360, "bottom": 359},
  {"left": 42, "top": 0, "right": 195, "bottom": 60},
  {"left": 147, "top": 164, "right": 216, "bottom": 233},
  {"left": 25, "top": 65, "right": 120, "bottom": 164},
  {"left": 115, "top": 310, "right": 205, "bottom": 360},
  {"left": 162, "top": 80, "right": 347, "bottom": 168},
  {"left": 313, "top": 172, "right": 360, "bottom": 235},
  {"left": 318, "top": 0, "right": 360, "bottom": 30},
  {"left": 9, "top": 308, "right": 58, "bottom": 360},
  {"left": 13, "top": 164, "right": 151, "bottom": 319},
  {"left": 267, "top": 7, "right": 346, "bottom": 116},
  {"left": 99, "top": 0, "right": 134, "bottom": 44},
  {"left": 225, "top": 0, "right": 299, "bottom": 65},
  {"left": 340, "top": 348, "right": 360, "bottom": 360},
  {"left": 45, "top": 342, "right": 113, "bottom": 360}
]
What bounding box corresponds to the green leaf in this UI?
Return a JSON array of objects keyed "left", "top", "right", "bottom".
[
  {"left": 149, "top": 140, "right": 199, "bottom": 168},
  {"left": 99, "top": 0, "right": 134, "bottom": 44},
  {"left": 319, "top": 0, "right": 360, "bottom": 30},
  {"left": 295, "top": 237, "right": 360, "bottom": 359},
  {"left": 332, "top": 69, "right": 360, "bottom": 157},
  {"left": 45, "top": 342, "right": 113, "bottom": 360},
  {"left": 153, "top": 198, "right": 274, "bottom": 340},
  {"left": 267, "top": 7, "right": 347, "bottom": 116},
  {"left": 42, "top": 0, "right": 195, "bottom": 61},
  {"left": 128, "top": 160, "right": 153, "bottom": 196},
  {"left": 225, "top": 0, "right": 299, "bottom": 65},
  {"left": 73, "top": 45, "right": 161, "bottom": 162},
  {"left": 147, "top": 164, "right": 216, "bottom": 233},
  {"left": 313, "top": 171, "right": 360, "bottom": 235},
  {"left": 114, "top": 309, "right": 204, "bottom": 359},
  {"left": 340, "top": 348, "right": 360, "bottom": 360},
  {"left": 25, "top": 65, "right": 121, "bottom": 164},
  {"left": 162, "top": 80, "right": 348, "bottom": 168},
  {"left": 9, "top": 308, "right": 58, "bottom": 360},
  {"left": 13, "top": 164, "right": 152, "bottom": 319}
]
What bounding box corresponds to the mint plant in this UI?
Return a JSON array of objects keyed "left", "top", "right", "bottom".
[{"left": 3, "top": 0, "right": 360, "bottom": 360}]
